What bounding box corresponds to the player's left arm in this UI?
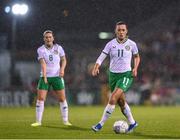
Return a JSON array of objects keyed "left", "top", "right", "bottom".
[
  {"left": 60, "top": 55, "right": 67, "bottom": 77},
  {"left": 132, "top": 53, "right": 140, "bottom": 77}
]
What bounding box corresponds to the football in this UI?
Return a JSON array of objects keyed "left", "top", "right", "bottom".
[{"left": 113, "top": 120, "right": 129, "bottom": 134}]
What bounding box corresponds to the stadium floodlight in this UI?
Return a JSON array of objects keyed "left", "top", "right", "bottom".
[
  {"left": 4, "top": 6, "right": 11, "bottom": 13},
  {"left": 9, "top": 3, "right": 29, "bottom": 85},
  {"left": 12, "top": 3, "right": 29, "bottom": 15},
  {"left": 98, "top": 32, "right": 114, "bottom": 39}
]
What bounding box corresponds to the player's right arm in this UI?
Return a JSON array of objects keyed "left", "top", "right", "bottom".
[
  {"left": 92, "top": 42, "right": 110, "bottom": 76},
  {"left": 37, "top": 47, "right": 48, "bottom": 84},
  {"left": 92, "top": 52, "right": 107, "bottom": 76},
  {"left": 92, "top": 63, "right": 100, "bottom": 76},
  {"left": 39, "top": 58, "right": 48, "bottom": 84}
]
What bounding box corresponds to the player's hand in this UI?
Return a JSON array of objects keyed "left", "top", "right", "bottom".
[
  {"left": 92, "top": 67, "right": 99, "bottom": 76},
  {"left": 59, "top": 69, "right": 64, "bottom": 77},
  {"left": 43, "top": 77, "right": 48, "bottom": 84},
  {"left": 132, "top": 68, "right": 137, "bottom": 77}
]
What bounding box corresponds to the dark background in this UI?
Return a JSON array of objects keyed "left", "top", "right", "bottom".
[
  {"left": 0, "top": 0, "right": 180, "bottom": 106},
  {"left": 0, "top": 0, "right": 179, "bottom": 49}
]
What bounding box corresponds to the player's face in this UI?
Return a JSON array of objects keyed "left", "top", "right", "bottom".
[
  {"left": 115, "top": 24, "right": 128, "bottom": 40},
  {"left": 44, "top": 33, "right": 54, "bottom": 47}
]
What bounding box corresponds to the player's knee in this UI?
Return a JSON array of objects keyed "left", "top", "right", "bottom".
[
  {"left": 58, "top": 97, "right": 66, "bottom": 102},
  {"left": 37, "top": 96, "right": 46, "bottom": 101},
  {"left": 109, "top": 96, "right": 116, "bottom": 105},
  {"left": 37, "top": 98, "right": 45, "bottom": 101},
  {"left": 118, "top": 98, "right": 125, "bottom": 107}
]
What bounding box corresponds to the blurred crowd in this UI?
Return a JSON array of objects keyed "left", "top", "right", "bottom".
[
  {"left": 137, "top": 20, "right": 180, "bottom": 105},
  {"left": 1, "top": 20, "right": 180, "bottom": 106},
  {"left": 61, "top": 19, "right": 180, "bottom": 106}
]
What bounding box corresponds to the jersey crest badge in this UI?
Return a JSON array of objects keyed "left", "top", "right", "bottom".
[
  {"left": 54, "top": 50, "right": 58, "bottom": 55},
  {"left": 125, "top": 45, "right": 130, "bottom": 51}
]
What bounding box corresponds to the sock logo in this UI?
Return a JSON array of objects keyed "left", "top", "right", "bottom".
[
  {"left": 63, "top": 107, "right": 67, "bottom": 110},
  {"left": 106, "top": 111, "right": 111, "bottom": 114}
]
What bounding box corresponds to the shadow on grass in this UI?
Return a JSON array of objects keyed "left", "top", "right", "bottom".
[
  {"left": 44, "top": 125, "right": 90, "bottom": 131},
  {"left": 133, "top": 132, "right": 180, "bottom": 139}
]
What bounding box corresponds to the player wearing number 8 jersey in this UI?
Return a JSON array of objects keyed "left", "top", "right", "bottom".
[
  {"left": 31, "top": 30, "right": 72, "bottom": 127},
  {"left": 92, "top": 21, "right": 140, "bottom": 133}
]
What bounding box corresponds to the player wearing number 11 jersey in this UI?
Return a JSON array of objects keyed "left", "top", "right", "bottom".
[{"left": 92, "top": 21, "right": 140, "bottom": 133}]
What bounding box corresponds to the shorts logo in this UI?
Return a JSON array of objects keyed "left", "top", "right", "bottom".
[
  {"left": 125, "top": 45, "right": 130, "bottom": 51},
  {"left": 113, "top": 46, "right": 116, "bottom": 48}
]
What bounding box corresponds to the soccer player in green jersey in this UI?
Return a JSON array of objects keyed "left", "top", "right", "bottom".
[
  {"left": 92, "top": 21, "right": 140, "bottom": 133},
  {"left": 31, "top": 30, "right": 72, "bottom": 127}
]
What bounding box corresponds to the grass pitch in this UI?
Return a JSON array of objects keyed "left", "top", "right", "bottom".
[{"left": 0, "top": 105, "right": 180, "bottom": 139}]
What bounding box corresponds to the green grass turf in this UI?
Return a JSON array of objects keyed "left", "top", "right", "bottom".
[{"left": 0, "top": 106, "right": 180, "bottom": 139}]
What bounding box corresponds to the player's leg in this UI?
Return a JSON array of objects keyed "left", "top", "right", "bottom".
[
  {"left": 116, "top": 72, "right": 138, "bottom": 133},
  {"left": 52, "top": 77, "right": 72, "bottom": 126},
  {"left": 31, "top": 77, "right": 48, "bottom": 127},
  {"left": 118, "top": 96, "right": 138, "bottom": 133},
  {"left": 31, "top": 90, "right": 47, "bottom": 126},
  {"left": 118, "top": 93, "right": 135, "bottom": 124},
  {"left": 55, "top": 89, "right": 72, "bottom": 126},
  {"left": 92, "top": 71, "right": 118, "bottom": 132},
  {"left": 92, "top": 87, "right": 123, "bottom": 132}
]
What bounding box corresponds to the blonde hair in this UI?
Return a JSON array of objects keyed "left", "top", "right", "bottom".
[{"left": 43, "top": 30, "right": 54, "bottom": 37}]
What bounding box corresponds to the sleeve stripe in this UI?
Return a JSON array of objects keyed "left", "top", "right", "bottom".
[
  {"left": 38, "top": 57, "right": 43, "bottom": 60},
  {"left": 102, "top": 51, "right": 108, "bottom": 55},
  {"left": 133, "top": 53, "right": 139, "bottom": 56}
]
